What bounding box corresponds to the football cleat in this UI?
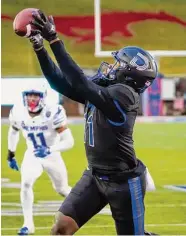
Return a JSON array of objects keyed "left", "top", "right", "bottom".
[
  {"left": 18, "top": 227, "right": 29, "bottom": 235},
  {"left": 18, "top": 226, "right": 35, "bottom": 235}
]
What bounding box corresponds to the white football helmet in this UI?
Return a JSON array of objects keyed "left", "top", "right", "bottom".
[{"left": 22, "top": 83, "right": 47, "bottom": 113}]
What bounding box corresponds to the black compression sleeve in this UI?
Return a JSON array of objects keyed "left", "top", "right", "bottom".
[
  {"left": 50, "top": 40, "right": 122, "bottom": 119},
  {"left": 35, "top": 48, "right": 85, "bottom": 104}
]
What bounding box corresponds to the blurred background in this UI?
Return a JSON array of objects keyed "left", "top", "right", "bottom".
[
  {"left": 2, "top": 0, "right": 186, "bottom": 117},
  {"left": 1, "top": 0, "right": 186, "bottom": 235}
]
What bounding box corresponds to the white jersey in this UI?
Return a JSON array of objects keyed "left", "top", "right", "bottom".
[{"left": 9, "top": 104, "right": 67, "bottom": 151}]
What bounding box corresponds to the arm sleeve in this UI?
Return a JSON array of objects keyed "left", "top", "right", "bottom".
[
  {"left": 8, "top": 126, "right": 20, "bottom": 152},
  {"left": 35, "top": 48, "right": 85, "bottom": 104},
  {"left": 9, "top": 107, "right": 21, "bottom": 130},
  {"left": 50, "top": 40, "right": 124, "bottom": 120},
  {"left": 50, "top": 128, "right": 74, "bottom": 153}
]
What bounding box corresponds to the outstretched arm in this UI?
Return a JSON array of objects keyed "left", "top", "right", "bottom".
[
  {"left": 35, "top": 47, "right": 85, "bottom": 104},
  {"left": 30, "top": 11, "right": 127, "bottom": 123},
  {"left": 29, "top": 34, "right": 85, "bottom": 104},
  {"left": 50, "top": 40, "right": 123, "bottom": 120}
]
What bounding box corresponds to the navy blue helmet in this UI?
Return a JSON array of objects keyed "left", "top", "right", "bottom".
[{"left": 94, "top": 46, "right": 158, "bottom": 93}]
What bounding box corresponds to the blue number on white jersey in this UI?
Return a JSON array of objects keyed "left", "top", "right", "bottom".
[{"left": 28, "top": 133, "right": 47, "bottom": 149}]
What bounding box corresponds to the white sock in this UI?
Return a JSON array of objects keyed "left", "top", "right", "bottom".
[{"left": 20, "top": 184, "right": 34, "bottom": 229}]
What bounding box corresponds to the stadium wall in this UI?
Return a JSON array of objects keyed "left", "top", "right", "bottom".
[{"left": 2, "top": 76, "right": 186, "bottom": 117}]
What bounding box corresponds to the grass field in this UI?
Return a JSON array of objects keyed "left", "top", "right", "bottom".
[
  {"left": 2, "top": 0, "right": 186, "bottom": 76},
  {"left": 1, "top": 122, "right": 186, "bottom": 235}
]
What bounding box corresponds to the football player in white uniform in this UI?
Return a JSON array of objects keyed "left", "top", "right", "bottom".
[{"left": 7, "top": 83, "right": 74, "bottom": 235}]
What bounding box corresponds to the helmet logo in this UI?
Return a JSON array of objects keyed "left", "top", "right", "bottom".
[{"left": 130, "top": 52, "right": 149, "bottom": 71}]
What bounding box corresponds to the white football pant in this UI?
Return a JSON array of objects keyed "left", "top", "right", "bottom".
[{"left": 20, "top": 150, "right": 71, "bottom": 230}]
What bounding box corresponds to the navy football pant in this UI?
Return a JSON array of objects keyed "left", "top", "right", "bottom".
[{"left": 59, "top": 169, "right": 146, "bottom": 235}]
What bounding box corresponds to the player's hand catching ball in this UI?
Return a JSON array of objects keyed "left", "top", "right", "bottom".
[
  {"left": 31, "top": 10, "right": 57, "bottom": 42},
  {"left": 29, "top": 34, "right": 44, "bottom": 51}
]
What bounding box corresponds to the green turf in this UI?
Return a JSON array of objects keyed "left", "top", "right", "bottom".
[
  {"left": 1, "top": 123, "right": 186, "bottom": 235},
  {"left": 2, "top": 0, "right": 186, "bottom": 76}
]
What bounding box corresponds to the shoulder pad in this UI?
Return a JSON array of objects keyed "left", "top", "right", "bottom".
[
  {"left": 107, "top": 84, "right": 140, "bottom": 111},
  {"left": 52, "top": 105, "right": 67, "bottom": 129}
]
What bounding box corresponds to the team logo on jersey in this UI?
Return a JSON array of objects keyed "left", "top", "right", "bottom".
[
  {"left": 46, "top": 111, "right": 51, "bottom": 118},
  {"left": 164, "top": 185, "right": 186, "bottom": 192}
]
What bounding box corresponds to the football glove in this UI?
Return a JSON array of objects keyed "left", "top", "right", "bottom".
[
  {"left": 7, "top": 150, "right": 19, "bottom": 171},
  {"left": 31, "top": 10, "right": 57, "bottom": 42},
  {"left": 34, "top": 145, "right": 51, "bottom": 158},
  {"left": 29, "top": 34, "right": 44, "bottom": 51}
]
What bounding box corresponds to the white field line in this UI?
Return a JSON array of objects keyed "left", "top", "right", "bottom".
[
  {"left": 1, "top": 192, "right": 20, "bottom": 196},
  {"left": 1, "top": 223, "right": 186, "bottom": 231},
  {"left": 160, "top": 168, "right": 186, "bottom": 172},
  {"left": 2, "top": 204, "right": 186, "bottom": 216},
  {"left": 1, "top": 189, "right": 183, "bottom": 196},
  {"left": 2, "top": 202, "right": 186, "bottom": 208},
  {"left": 164, "top": 185, "right": 186, "bottom": 192}
]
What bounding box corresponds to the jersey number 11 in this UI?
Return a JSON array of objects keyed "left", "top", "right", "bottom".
[{"left": 28, "top": 132, "right": 47, "bottom": 149}]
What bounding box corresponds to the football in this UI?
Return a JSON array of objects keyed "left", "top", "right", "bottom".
[{"left": 13, "top": 8, "right": 39, "bottom": 37}]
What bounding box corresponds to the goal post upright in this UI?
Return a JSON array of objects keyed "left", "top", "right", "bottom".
[
  {"left": 94, "top": 0, "right": 102, "bottom": 56},
  {"left": 94, "top": 0, "right": 186, "bottom": 69}
]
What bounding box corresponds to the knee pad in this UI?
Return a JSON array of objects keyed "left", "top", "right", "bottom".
[{"left": 21, "top": 181, "right": 33, "bottom": 190}]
